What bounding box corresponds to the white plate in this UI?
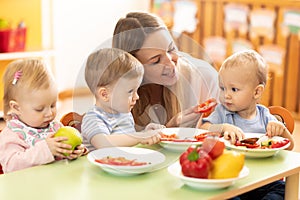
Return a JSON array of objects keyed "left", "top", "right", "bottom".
[
  {"left": 223, "top": 133, "right": 290, "bottom": 158},
  {"left": 168, "top": 161, "right": 249, "bottom": 190},
  {"left": 87, "top": 147, "right": 165, "bottom": 176},
  {"left": 159, "top": 128, "right": 210, "bottom": 152}
]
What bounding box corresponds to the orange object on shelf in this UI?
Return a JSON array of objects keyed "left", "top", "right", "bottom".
[{"left": 0, "top": 27, "right": 26, "bottom": 53}]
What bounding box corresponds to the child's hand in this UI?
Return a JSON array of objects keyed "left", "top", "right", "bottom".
[
  {"left": 222, "top": 123, "right": 245, "bottom": 144},
  {"left": 266, "top": 121, "right": 286, "bottom": 137},
  {"left": 45, "top": 133, "right": 73, "bottom": 158},
  {"left": 66, "top": 144, "right": 86, "bottom": 160},
  {"left": 138, "top": 130, "right": 161, "bottom": 145},
  {"left": 145, "top": 123, "right": 165, "bottom": 130}
]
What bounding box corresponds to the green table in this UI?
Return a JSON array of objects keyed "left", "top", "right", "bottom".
[{"left": 0, "top": 145, "right": 299, "bottom": 200}]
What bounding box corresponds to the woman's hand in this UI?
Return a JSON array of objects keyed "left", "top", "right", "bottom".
[
  {"left": 45, "top": 133, "right": 73, "bottom": 158},
  {"left": 166, "top": 106, "right": 201, "bottom": 127}
]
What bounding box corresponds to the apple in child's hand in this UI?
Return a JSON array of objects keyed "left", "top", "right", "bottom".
[{"left": 54, "top": 126, "right": 82, "bottom": 156}]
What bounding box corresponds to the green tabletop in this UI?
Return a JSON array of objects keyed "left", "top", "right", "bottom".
[{"left": 0, "top": 144, "right": 300, "bottom": 200}]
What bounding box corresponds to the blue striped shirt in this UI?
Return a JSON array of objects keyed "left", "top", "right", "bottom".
[
  {"left": 202, "top": 104, "right": 277, "bottom": 133},
  {"left": 81, "top": 106, "right": 136, "bottom": 151}
]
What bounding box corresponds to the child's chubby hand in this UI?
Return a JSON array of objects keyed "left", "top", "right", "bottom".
[
  {"left": 66, "top": 144, "right": 86, "bottom": 160},
  {"left": 266, "top": 121, "right": 286, "bottom": 137},
  {"left": 46, "top": 133, "right": 85, "bottom": 159},
  {"left": 132, "top": 129, "right": 162, "bottom": 145},
  {"left": 221, "top": 123, "right": 245, "bottom": 144}
]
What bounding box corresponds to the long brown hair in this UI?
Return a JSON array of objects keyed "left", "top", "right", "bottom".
[{"left": 113, "top": 12, "right": 181, "bottom": 128}]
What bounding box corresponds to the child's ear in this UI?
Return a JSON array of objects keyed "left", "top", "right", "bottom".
[
  {"left": 9, "top": 100, "right": 21, "bottom": 115},
  {"left": 254, "top": 84, "right": 264, "bottom": 99},
  {"left": 97, "top": 87, "right": 109, "bottom": 102}
]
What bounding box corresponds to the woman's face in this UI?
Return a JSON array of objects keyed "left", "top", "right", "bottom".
[{"left": 135, "top": 29, "right": 179, "bottom": 86}]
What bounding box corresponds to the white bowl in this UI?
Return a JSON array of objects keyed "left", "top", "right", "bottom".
[
  {"left": 223, "top": 133, "right": 290, "bottom": 158},
  {"left": 159, "top": 128, "right": 210, "bottom": 152},
  {"left": 168, "top": 161, "right": 249, "bottom": 190},
  {"left": 87, "top": 147, "right": 165, "bottom": 176}
]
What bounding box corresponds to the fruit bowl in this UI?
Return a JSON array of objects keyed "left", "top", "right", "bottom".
[{"left": 168, "top": 161, "right": 249, "bottom": 190}]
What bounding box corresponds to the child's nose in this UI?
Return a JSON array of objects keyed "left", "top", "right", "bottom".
[
  {"left": 225, "top": 91, "right": 231, "bottom": 99},
  {"left": 44, "top": 108, "right": 53, "bottom": 117},
  {"left": 133, "top": 91, "right": 139, "bottom": 101}
]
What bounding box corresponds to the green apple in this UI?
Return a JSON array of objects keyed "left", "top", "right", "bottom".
[{"left": 54, "top": 126, "right": 83, "bottom": 156}]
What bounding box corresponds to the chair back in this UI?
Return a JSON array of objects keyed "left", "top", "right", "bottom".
[
  {"left": 60, "top": 112, "right": 84, "bottom": 132},
  {"left": 269, "top": 106, "right": 294, "bottom": 134}
]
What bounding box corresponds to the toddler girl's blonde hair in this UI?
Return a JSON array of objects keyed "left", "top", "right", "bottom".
[
  {"left": 220, "top": 49, "right": 268, "bottom": 86},
  {"left": 85, "top": 48, "right": 144, "bottom": 95},
  {"left": 2, "top": 58, "right": 55, "bottom": 120}
]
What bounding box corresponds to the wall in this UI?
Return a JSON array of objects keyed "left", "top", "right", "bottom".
[
  {"left": 51, "top": 0, "right": 150, "bottom": 92},
  {"left": 0, "top": 0, "right": 42, "bottom": 48}
]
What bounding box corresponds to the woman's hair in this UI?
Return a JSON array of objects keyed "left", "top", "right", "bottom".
[
  {"left": 113, "top": 12, "right": 180, "bottom": 127},
  {"left": 2, "top": 58, "right": 55, "bottom": 119},
  {"left": 220, "top": 49, "right": 268, "bottom": 86},
  {"left": 113, "top": 12, "right": 166, "bottom": 55},
  {"left": 85, "top": 48, "right": 144, "bottom": 94}
]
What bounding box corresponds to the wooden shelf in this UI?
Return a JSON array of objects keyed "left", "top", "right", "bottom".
[{"left": 0, "top": 49, "right": 55, "bottom": 60}]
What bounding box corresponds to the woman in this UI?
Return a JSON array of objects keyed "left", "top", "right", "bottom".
[{"left": 113, "top": 12, "right": 219, "bottom": 130}]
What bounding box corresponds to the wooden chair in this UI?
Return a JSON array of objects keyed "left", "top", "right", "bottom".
[
  {"left": 269, "top": 106, "right": 295, "bottom": 134},
  {"left": 60, "top": 112, "right": 84, "bottom": 132}
]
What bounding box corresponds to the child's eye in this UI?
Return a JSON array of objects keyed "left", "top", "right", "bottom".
[
  {"left": 35, "top": 108, "right": 43, "bottom": 112},
  {"left": 232, "top": 88, "right": 238, "bottom": 92},
  {"left": 219, "top": 86, "right": 225, "bottom": 91}
]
